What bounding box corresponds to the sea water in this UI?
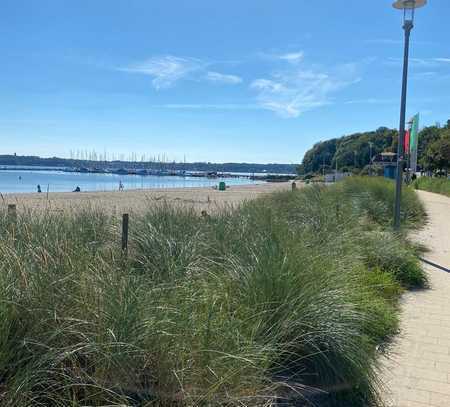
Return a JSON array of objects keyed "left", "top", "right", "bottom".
[{"left": 0, "top": 170, "right": 260, "bottom": 194}]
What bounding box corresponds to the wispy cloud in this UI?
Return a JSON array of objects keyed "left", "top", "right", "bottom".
[
  {"left": 278, "top": 52, "right": 304, "bottom": 64},
  {"left": 251, "top": 64, "right": 360, "bottom": 118},
  {"left": 120, "top": 56, "right": 204, "bottom": 89},
  {"left": 258, "top": 50, "right": 304, "bottom": 64},
  {"left": 120, "top": 56, "right": 242, "bottom": 89},
  {"left": 206, "top": 71, "right": 243, "bottom": 84},
  {"left": 385, "top": 57, "right": 450, "bottom": 68},
  {"left": 120, "top": 53, "right": 362, "bottom": 117}
]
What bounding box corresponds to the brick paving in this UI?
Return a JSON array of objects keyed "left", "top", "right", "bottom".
[{"left": 381, "top": 191, "right": 450, "bottom": 407}]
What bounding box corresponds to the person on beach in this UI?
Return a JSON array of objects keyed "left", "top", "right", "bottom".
[
  {"left": 73, "top": 186, "right": 81, "bottom": 192},
  {"left": 37, "top": 184, "right": 41, "bottom": 193},
  {"left": 119, "top": 181, "right": 124, "bottom": 191}
]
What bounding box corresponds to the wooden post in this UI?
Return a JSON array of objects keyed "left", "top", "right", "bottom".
[
  {"left": 121, "top": 213, "right": 129, "bottom": 255},
  {"left": 8, "top": 204, "right": 17, "bottom": 221},
  {"left": 291, "top": 182, "right": 297, "bottom": 191}
]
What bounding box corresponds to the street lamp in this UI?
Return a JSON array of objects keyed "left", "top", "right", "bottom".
[{"left": 392, "top": 0, "right": 427, "bottom": 230}]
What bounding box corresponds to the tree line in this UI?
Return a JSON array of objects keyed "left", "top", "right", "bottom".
[
  {"left": 0, "top": 154, "right": 297, "bottom": 175},
  {"left": 298, "top": 120, "right": 450, "bottom": 176}
]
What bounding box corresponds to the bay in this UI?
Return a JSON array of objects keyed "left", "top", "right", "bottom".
[{"left": 0, "top": 170, "right": 260, "bottom": 194}]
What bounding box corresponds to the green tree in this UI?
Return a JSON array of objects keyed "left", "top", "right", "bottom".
[
  {"left": 418, "top": 126, "right": 441, "bottom": 168},
  {"left": 422, "top": 130, "right": 450, "bottom": 174},
  {"left": 299, "top": 123, "right": 449, "bottom": 176}
]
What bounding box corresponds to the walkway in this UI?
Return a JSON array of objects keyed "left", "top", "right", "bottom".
[{"left": 382, "top": 191, "right": 450, "bottom": 407}]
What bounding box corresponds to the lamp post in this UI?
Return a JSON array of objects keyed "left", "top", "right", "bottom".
[{"left": 392, "top": 0, "right": 427, "bottom": 230}]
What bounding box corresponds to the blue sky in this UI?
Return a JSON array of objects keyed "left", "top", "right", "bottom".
[{"left": 1, "top": 0, "right": 449, "bottom": 163}]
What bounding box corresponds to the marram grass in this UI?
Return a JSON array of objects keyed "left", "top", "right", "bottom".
[
  {"left": 0, "top": 177, "right": 426, "bottom": 406},
  {"left": 414, "top": 176, "right": 450, "bottom": 197}
]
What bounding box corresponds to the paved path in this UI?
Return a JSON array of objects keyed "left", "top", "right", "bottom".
[{"left": 382, "top": 191, "right": 450, "bottom": 407}]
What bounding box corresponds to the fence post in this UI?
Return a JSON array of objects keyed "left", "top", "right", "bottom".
[
  {"left": 121, "top": 213, "right": 129, "bottom": 255},
  {"left": 8, "top": 204, "right": 17, "bottom": 222}
]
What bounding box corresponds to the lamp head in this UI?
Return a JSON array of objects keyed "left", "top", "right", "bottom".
[
  {"left": 393, "top": 0, "right": 427, "bottom": 25},
  {"left": 393, "top": 0, "right": 427, "bottom": 9}
]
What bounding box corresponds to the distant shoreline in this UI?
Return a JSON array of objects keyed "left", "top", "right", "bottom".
[{"left": 0, "top": 155, "right": 298, "bottom": 176}]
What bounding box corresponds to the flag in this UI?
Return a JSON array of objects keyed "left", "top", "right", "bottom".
[
  {"left": 409, "top": 113, "right": 420, "bottom": 173},
  {"left": 404, "top": 129, "right": 410, "bottom": 154}
]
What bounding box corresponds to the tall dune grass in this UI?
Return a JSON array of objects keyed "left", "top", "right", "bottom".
[
  {"left": 0, "top": 177, "right": 425, "bottom": 406},
  {"left": 414, "top": 176, "right": 450, "bottom": 197}
]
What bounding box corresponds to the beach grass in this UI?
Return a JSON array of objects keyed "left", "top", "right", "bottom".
[
  {"left": 413, "top": 176, "right": 450, "bottom": 197},
  {"left": 0, "top": 177, "right": 426, "bottom": 406}
]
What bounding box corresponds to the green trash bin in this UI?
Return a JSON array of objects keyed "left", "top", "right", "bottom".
[{"left": 218, "top": 181, "right": 226, "bottom": 191}]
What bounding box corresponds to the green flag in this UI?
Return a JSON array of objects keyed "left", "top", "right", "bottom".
[
  {"left": 410, "top": 113, "right": 420, "bottom": 172},
  {"left": 410, "top": 113, "right": 419, "bottom": 154}
]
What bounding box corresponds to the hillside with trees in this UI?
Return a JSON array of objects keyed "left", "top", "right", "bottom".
[{"left": 298, "top": 120, "right": 450, "bottom": 176}]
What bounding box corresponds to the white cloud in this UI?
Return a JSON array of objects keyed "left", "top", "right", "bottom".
[
  {"left": 278, "top": 52, "right": 304, "bottom": 63},
  {"left": 258, "top": 50, "right": 305, "bottom": 64},
  {"left": 120, "top": 56, "right": 204, "bottom": 89},
  {"left": 206, "top": 71, "right": 243, "bottom": 84},
  {"left": 434, "top": 58, "right": 450, "bottom": 63},
  {"left": 120, "top": 56, "right": 243, "bottom": 89},
  {"left": 251, "top": 67, "right": 360, "bottom": 118},
  {"left": 251, "top": 79, "right": 287, "bottom": 93}
]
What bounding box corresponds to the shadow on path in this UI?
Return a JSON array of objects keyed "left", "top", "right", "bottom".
[{"left": 420, "top": 257, "right": 450, "bottom": 273}]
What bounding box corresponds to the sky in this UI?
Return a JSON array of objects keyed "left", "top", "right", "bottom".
[{"left": 1, "top": 0, "right": 449, "bottom": 164}]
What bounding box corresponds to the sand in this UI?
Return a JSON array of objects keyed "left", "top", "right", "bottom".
[{"left": 1, "top": 182, "right": 294, "bottom": 215}]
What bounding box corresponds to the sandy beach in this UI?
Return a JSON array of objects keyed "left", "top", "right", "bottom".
[{"left": 1, "top": 182, "right": 294, "bottom": 215}]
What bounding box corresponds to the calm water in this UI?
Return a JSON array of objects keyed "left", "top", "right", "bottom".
[{"left": 0, "top": 170, "right": 260, "bottom": 194}]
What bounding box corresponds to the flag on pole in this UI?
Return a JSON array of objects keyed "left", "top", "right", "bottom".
[
  {"left": 404, "top": 129, "right": 410, "bottom": 154},
  {"left": 409, "top": 113, "right": 420, "bottom": 173}
]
